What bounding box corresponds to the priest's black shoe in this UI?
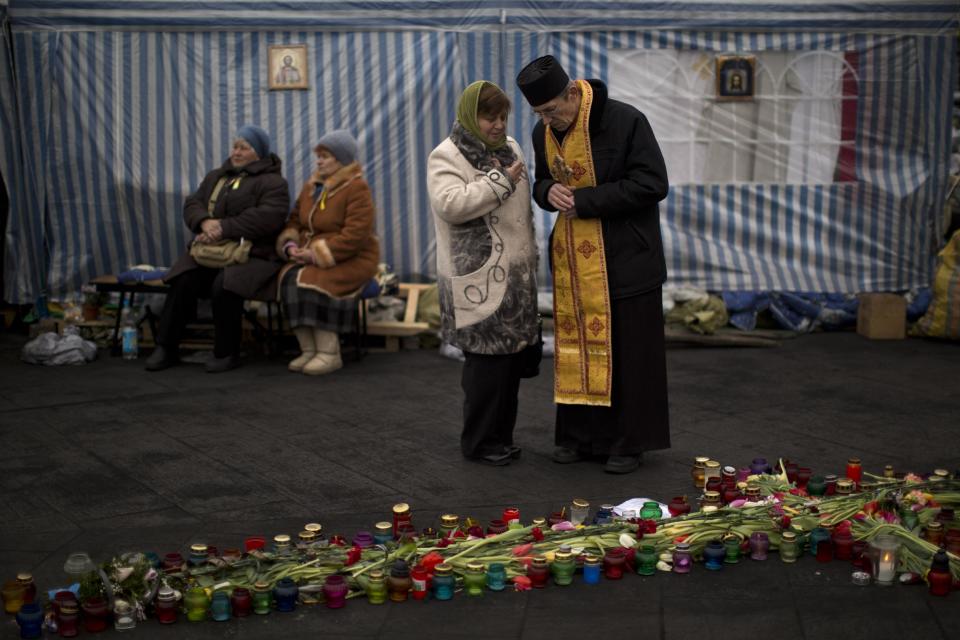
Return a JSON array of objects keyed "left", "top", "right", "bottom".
[
  {"left": 468, "top": 450, "right": 512, "bottom": 467},
  {"left": 604, "top": 454, "right": 643, "bottom": 474},
  {"left": 145, "top": 346, "right": 179, "bottom": 371},
  {"left": 205, "top": 355, "right": 241, "bottom": 373}
]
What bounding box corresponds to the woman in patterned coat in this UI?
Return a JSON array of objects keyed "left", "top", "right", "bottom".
[{"left": 427, "top": 81, "right": 540, "bottom": 466}]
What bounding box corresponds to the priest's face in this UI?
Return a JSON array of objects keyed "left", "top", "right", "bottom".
[{"left": 532, "top": 84, "right": 581, "bottom": 132}]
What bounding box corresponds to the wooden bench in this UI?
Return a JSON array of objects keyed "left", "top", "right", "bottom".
[
  {"left": 89, "top": 275, "right": 283, "bottom": 356},
  {"left": 364, "top": 282, "right": 433, "bottom": 352}
]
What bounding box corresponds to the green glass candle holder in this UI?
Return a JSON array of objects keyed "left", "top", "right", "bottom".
[
  {"left": 463, "top": 563, "right": 486, "bottom": 596},
  {"left": 723, "top": 536, "right": 740, "bottom": 564},
  {"left": 252, "top": 582, "right": 272, "bottom": 615},
  {"left": 636, "top": 545, "right": 657, "bottom": 576},
  {"left": 551, "top": 551, "right": 576, "bottom": 585},
  {"left": 183, "top": 587, "right": 209, "bottom": 623}
]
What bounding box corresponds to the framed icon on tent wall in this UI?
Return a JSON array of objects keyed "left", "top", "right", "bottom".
[
  {"left": 268, "top": 44, "right": 309, "bottom": 90},
  {"left": 715, "top": 54, "right": 755, "bottom": 101}
]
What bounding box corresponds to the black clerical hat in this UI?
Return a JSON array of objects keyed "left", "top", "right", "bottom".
[{"left": 516, "top": 55, "right": 570, "bottom": 107}]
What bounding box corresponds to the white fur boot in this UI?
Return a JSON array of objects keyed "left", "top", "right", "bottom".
[
  {"left": 303, "top": 329, "right": 343, "bottom": 375},
  {"left": 288, "top": 326, "right": 317, "bottom": 372}
]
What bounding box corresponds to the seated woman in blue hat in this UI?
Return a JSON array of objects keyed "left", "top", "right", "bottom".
[{"left": 146, "top": 125, "right": 290, "bottom": 373}]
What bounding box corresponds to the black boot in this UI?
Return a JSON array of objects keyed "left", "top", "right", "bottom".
[{"left": 145, "top": 345, "right": 179, "bottom": 371}]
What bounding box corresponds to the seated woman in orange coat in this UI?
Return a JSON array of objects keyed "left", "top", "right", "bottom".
[{"left": 276, "top": 130, "right": 380, "bottom": 375}]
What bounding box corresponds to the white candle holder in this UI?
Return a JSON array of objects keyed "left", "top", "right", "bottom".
[{"left": 868, "top": 535, "right": 900, "bottom": 586}]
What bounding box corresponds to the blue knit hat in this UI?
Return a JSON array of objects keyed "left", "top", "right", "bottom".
[
  {"left": 236, "top": 125, "right": 270, "bottom": 159},
  {"left": 315, "top": 129, "right": 358, "bottom": 165}
]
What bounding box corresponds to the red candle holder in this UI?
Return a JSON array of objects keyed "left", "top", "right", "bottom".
[
  {"left": 603, "top": 548, "right": 628, "bottom": 580},
  {"left": 502, "top": 507, "right": 520, "bottom": 525},
  {"left": 832, "top": 530, "right": 854, "bottom": 561},
  {"left": 244, "top": 537, "right": 266, "bottom": 552},
  {"left": 815, "top": 539, "right": 834, "bottom": 563}
]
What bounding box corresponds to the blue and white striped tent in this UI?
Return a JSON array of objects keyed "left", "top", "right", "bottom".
[{"left": 1, "top": 1, "right": 957, "bottom": 303}]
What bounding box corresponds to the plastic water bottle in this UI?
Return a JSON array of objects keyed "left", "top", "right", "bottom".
[{"left": 120, "top": 300, "right": 139, "bottom": 360}]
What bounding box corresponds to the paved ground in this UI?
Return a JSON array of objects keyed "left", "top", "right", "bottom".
[{"left": 0, "top": 329, "right": 958, "bottom": 639}]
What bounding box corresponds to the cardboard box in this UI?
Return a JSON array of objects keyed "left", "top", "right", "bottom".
[{"left": 857, "top": 293, "right": 906, "bottom": 340}]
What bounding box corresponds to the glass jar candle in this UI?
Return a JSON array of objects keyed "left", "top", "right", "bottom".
[
  {"left": 946, "top": 528, "right": 960, "bottom": 556},
  {"left": 528, "top": 556, "right": 550, "bottom": 588},
  {"left": 749, "top": 532, "right": 770, "bottom": 561},
  {"left": 851, "top": 540, "right": 869, "bottom": 570},
  {"left": 154, "top": 587, "right": 178, "bottom": 624},
  {"left": 923, "top": 521, "right": 945, "bottom": 547},
  {"left": 869, "top": 535, "right": 899, "bottom": 585},
  {"left": 808, "top": 527, "right": 831, "bottom": 557},
  {"left": 392, "top": 503, "right": 412, "bottom": 538},
  {"left": 806, "top": 475, "right": 827, "bottom": 496},
  {"left": 737, "top": 467, "right": 752, "bottom": 483},
  {"left": 210, "top": 591, "right": 231, "bottom": 622},
  {"left": 411, "top": 564, "right": 429, "bottom": 601},
  {"left": 723, "top": 535, "right": 740, "bottom": 564},
  {"left": 692, "top": 456, "right": 710, "bottom": 487},
  {"left": 603, "top": 548, "right": 628, "bottom": 579},
  {"left": 15, "top": 602, "right": 43, "bottom": 639},
  {"left": 63, "top": 552, "right": 95, "bottom": 580},
  {"left": 486, "top": 563, "right": 507, "bottom": 591},
  {"left": 298, "top": 530, "right": 318, "bottom": 551},
  {"left": 832, "top": 530, "right": 854, "bottom": 561},
  {"left": 836, "top": 478, "right": 854, "bottom": 495},
  {"left": 373, "top": 521, "right": 393, "bottom": 545},
  {"left": 15, "top": 573, "right": 36, "bottom": 604},
  {"left": 229, "top": 587, "right": 251, "bottom": 617},
  {"left": 749, "top": 457, "right": 769, "bottom": 475},
  {"left": 1, "top": 579, "right": 26, "bottom": 614},
  {"left": 582, "top": 554, "right": 601, "bottom": 584},
  {"left": 364, "top": 570, "right": 387, "bottom": 604},
  {"left": 322, "top": 575, "right": 348, "bottom": 608},
  {"left": 845, "top": 458, "right": 862, "bottom": 486},
  {"left": 353, "top": 531, "right": 374, "bottom": 548},
  {"left": 815, "top": 536, "right": 833, "bottom": 562},
  {"left": 667, "top": 496, "right": 691, "bottom": 517},
  {"left": 551, "top": 551, "right": 576, "bottom": 586},
  {"left": 932, "top": 468, "right": 951, "bottom": 480},
  {"left": 432, "top": 564, "right": 455, "bottom": 600},
  {"left": 640, "top": 501, "right": 662, "bottom": 520},
  {"left": 82, "top": 595, "right": 110, "bottom": 631},
  {"left": 438, "top": 514, "right": 459, "bottom": 539},
  {"left": 570, "top": 498, "right": 590, "bottom": 525},
  {"left": 784, "top": 460, "right": 799, "bottom": 483},
  {"left": 703, "top": 539, "right": 725, "bottom": 570},
  {"left": 252, "top": 582, "right": 272, "bottom": 614},
  {"left": 721, "top": 465, "right": 737, "bottom": 488},
  {"left": 701, "top": 491, "right": 721, "bottom": 509},
  {"left": 703, "top": 459, "right": 721, "bottom": 486},
  {"left": 502, "top": 507, "right": 520, "bottom": 526},
  {"left": 273, "top": 577, "right": 299, "bottom": 612},
  {"left": 114, "top": 599, "right": 137, "bottom": 629},
  {"left": 796, "top": 467, "right": 812, "bottom": 490},
  {"left": 593, "top": 505, "right": 613, "bottom": 525},
  {"left": 927, "top": 549, "right": 952, "bottom": 597},
  {"left": 637, "top": 545, "right": 657, "bottom": 575},
  {"left": 462, "top": 562, "right": 486, "bottom": 596},
  {"left": 672, "top": 542, "right": 693, "bottom": 574},
  {"left": 162, "top": 552, "right": 184, "bottom": 573},
  {"left": 184, "top": 587, "right": 209, "bottom": 622},
  {"left": 722, "top": 485, "right": 742, "bottom": 505},
  {"left": 58, "top": 603, "right": 80, "bottom": 637},
  {"left": 387, "top": 560, "right": 412, "bottom": 602},
  {"left": 244, "top": 536, "right": 266, "bottom": 552},
  {"left": 883, "top": 464, "right": 895, "bottom": 478},
  {"left": 189, "top": 543, "right": 208, "bottom": 565},
  {"left": 779, "top": 531, "right": 799, "bottom": 563},
  {"left": 744, "top": 484, "right": 761, "bottom": 500},
  {"left": 824, "top": 474, "right": 838, "bottom": 495},
  {"left": 487, "top": 519, "right": 508, "bottom": 536},
  {"left": 273, "top": 534, "right": 292, "bottom": 556}
]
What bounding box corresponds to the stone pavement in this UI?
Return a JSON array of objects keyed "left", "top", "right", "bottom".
[{"left": 0, "top": 330, "right": 958, "bottom": 639}]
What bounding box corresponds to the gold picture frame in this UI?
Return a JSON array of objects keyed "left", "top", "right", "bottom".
[
  {"left": 715, "top": 54, "right": 755, "bottom": 102},
  {"left": 268, "top": 44, "right": 308, "bottom": 90}
]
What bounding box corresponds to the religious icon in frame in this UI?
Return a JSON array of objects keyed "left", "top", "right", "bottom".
[
  {"left": 715, "top": 54, "right": 755, "bottom": 101},
  {"left": 268, "top": 44, "right": 308, "bottom": 90}
]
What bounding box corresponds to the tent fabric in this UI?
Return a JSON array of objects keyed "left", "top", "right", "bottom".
[
  {"left": 1, "top": 2, "right": 958, "bottom": 303},
  {"left": 7, "top": 1, "right": 958, "bottom": 34}
]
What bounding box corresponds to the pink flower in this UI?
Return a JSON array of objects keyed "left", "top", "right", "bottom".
[
  {"left": 531, "top": 527, "right": 545, "bottom": 542},
  {"left": 551, "top": 521, "right": 576, "bottom": 532},
  {"left": 512, "top": 543, "right": 534, "bottom": 557}
]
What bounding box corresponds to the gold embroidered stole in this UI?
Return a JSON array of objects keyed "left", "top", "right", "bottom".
[{"left": 545, "top": 80, "right": 613, "bottom": 406}]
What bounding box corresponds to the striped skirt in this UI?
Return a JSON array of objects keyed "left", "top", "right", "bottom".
[{"left": 281, "top": 267, "right": 358, "bottom": 332}]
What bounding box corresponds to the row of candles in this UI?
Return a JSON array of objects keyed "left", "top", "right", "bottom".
[{"left": 5, "top": 477, "right": 957, "bottom": 636}]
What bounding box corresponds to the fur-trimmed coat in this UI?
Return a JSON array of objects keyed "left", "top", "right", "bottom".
[
  {"left": 427, "top": 136, "right": 539, "bottom": 355},
  {"left": 165, "top": 154, "right": 290, "bottom": 301},
  {"left": 276, "top": 162, "right": 380, "bottom": 298}
]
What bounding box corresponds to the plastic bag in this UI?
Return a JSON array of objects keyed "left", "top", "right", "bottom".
[{"left": 21, "top": 330, "right": 98, "bottom": 366}]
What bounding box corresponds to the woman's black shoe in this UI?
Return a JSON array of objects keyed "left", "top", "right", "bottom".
[
  {"left": 145, "top": 346, "right": 179, "bottom": 371},
  {"left": 205, "top": 355, "right": 241, "bottom": 373},
  {"left": 507, "top": 445, "right": 522, "bottom": 460},
  {"left": 468, "top": 451, "right": 512, "bottom": 467}
]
